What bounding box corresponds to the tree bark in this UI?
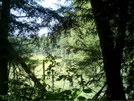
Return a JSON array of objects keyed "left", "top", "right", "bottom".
[
  {"left": 0, "top": 0, "right": 10, "bottom": 100},
  {"left": 90, "top": 0, "right": 127, "bottom": 100}
]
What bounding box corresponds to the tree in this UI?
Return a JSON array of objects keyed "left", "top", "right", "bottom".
[
  {"left": 0, "top": 0, "right": 10, "bottom": 100},
  {"left": 1, "top": 0, "right": 133, "bottom": 100},
  {"left": 55, "top": 0, "right": 134, "bottom": 100},
  {"left": 0, "top": 0, "right": 63, "bottom": 100},
  {"left": 90, "top": 0, "right": 128, "bottom": 99}
]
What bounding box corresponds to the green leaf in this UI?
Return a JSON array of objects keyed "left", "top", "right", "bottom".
[
  {"left": 83, "top": 88, "right": 92, "bottom": 93},
  {"left": 56, "top": 75, "right": 66, "bottom": 81},
  {"left": 78, "top": 96, "right": 86, "bottom": 100},
  {"left": 62, "top": 90, "right": 72, "bottom": 95},
  {"left": 72, "top": 89, "right": 81, "bottom": 99}
]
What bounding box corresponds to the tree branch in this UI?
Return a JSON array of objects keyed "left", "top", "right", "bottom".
[{"left": 8, "top": 40, "right": 47, "bottom": 93}]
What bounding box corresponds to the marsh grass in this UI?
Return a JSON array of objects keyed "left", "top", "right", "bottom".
[{"left": 8, "top": 54, "right": 102, "bottom": 99}]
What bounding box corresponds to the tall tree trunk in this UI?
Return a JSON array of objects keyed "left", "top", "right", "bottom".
[
  {"left": 90, "top": 0, "right": 126, "bottom": 100},
  {"left": 0, "top": 0, "right": 10, "bottom": 100}
]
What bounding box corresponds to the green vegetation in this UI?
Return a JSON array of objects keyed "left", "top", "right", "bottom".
[{"left": 0, "top": 0, "right": 134, "bottom": 100}]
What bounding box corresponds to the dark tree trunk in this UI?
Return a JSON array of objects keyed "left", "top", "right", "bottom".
[
  {"left": 0, "top": 1, "right": 47, "bottom": 99},
  {"left": 90, "top": 0, "right": 127, "bottom": 100},
  {"left": 0, "top": 0, "right": 10, "bottom": 100}
]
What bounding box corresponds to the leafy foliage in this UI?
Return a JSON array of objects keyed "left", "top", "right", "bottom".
[{"left": 0, "top": 0, "right": 134, "bottom": 100}]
